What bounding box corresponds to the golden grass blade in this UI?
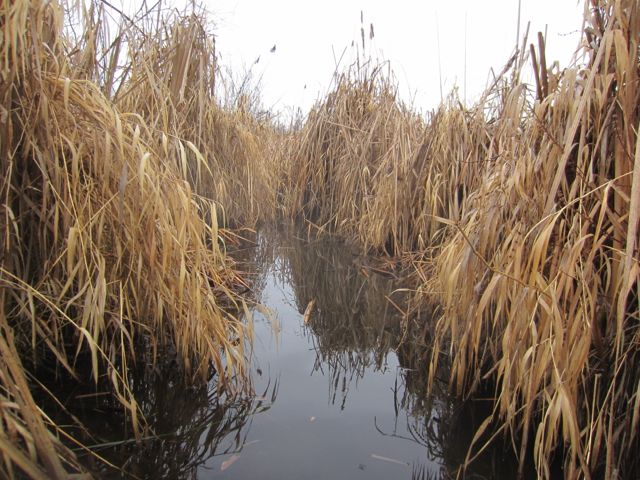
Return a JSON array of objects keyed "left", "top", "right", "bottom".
[{"left": 1, "top": 1, "right": 263, "bottom": 477}]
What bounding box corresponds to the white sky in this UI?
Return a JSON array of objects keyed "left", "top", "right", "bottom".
[{"left": 206, "top": 1, "right": 585, "bottom": 116}]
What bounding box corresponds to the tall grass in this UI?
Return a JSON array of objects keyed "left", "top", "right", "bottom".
[
  {"left": 281, "top": 60, "right": 512, "bottom": 255},
  {"left": 3, "top": 0, "right": 638, "bottom": 478},
  {"left": 0, "top": 0, "right": 254, "bottom": 477},
  {"left": 110, "top": 4, "right": 278, "bottom": 225},
  {"left": 281, "top": 62, "right": 424, "bottom": 254},
  {"left": 428, "top": 1, "right": 640, "bottom": 478},
  {"left": 277, "top": 1, "right": 640, "bottom": 477}
]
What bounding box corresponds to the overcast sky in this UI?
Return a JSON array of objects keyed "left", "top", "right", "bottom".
[{"left": 206, "top": 1, "right": 585, "bottom": 116}]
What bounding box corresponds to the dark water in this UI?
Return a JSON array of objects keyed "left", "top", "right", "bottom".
[{"left": 36, "top": 226, "right": 526, "bottom": 479}]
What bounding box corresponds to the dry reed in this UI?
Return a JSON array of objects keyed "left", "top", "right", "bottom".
[
  {"left": 281, "top": 60, "right": 508, "bottom": 256},
  {"left": 3, "top": 0, "right": 639, "bottom": 478},
  {"left": 277, "top": 1, "right": 640, "bottom": 477},
  {"left": 428, "top": 1, "right": 640, "bottom": 478},
  {"left": 1, "top": 0, "right": 254, "bottom": 477},
  {"left": 281, "top": 62, "right": 428, "bottom": 254},
  {"left": 110, "top": 4, "right": 278, "bottom": 226}
]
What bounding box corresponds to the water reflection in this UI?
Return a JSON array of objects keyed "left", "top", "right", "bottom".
[
  {"left": 282, "top": 231, "right": 403, "bottom": 409},
  {"left": 35, "top": 348, "right": 278, "bottom": 478},
  {"left": 246, "top": 225, "right": 525, "bottom": 479},
  {"left": 35, "top": 224, "right": 526, "bottom": 479}
]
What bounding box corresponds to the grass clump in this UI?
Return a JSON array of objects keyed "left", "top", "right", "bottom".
[
  {"left": 0, "top": 0, "right": 253, "bottom": 477},
  {"left": 2, "top": 0, "right": 639, "bottom": 478},
  {"left": 278, "top": 1, "right": 640, "bottom": 477},
  {"left": 281, "top": 61, "right": 506, "bottom": 255},
  {"left": 428, "top": 1, "right": 640, "bottom": 478},
  {"left": 111, "top": 5, "right": 277, "bottom": 226},
  {"left": 281, "top": 62, "right": 427, "bottom": 254}
]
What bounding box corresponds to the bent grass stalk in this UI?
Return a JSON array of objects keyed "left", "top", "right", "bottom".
[
  {"left": 277, "top": 1, "right": 639, "bottom": 477},
  {"left": 2, "top": 0, "right": 639, "bottom": 479},
  {"left": 428, "top": 2, "right": 640, "bottom": 478},
  {"left": 1, "top": 0, "right": 257, "bottom": 477}
]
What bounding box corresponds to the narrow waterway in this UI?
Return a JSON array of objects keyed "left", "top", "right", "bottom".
[
  {"left": 209, "top": 228, "right": 432, "bottom": 479},
  {"left": 37, "top": 225, "right": 526, "bottom": 479}
]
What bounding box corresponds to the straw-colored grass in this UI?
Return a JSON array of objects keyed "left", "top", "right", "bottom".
[
  {"left": 110, "top": 5, "right": 277, "bottom": 226},
  {"left": 281, "top": 60, "right": 509, "bottom": 256},
  {"left": 3, "top": 0, "right": 639, "bottom": 478},
  {"left": 281, "top": 62, "right": 427, "bottom": 254},
  {"left": 277, "top": 1, "right": 639, "bottom": 477},
  {"left": 0, "top": 0, "right": 254, "bottom": 477},
  {"left": 427, "top": 1, "right": 640, "bottom": 478}
]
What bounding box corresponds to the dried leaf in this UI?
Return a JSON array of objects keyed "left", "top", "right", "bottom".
[{"left": 221, "top": 454, "right": 240, "bottom": 472}]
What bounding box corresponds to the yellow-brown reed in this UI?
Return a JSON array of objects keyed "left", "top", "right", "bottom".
[
  {"left": 277, "top": 1, "right": 640, "bottom": 477},
  {"left": 0, "top": 1, "right": 255, "bottom": 477},
  {"left": 428, "top": 1, "right": 640, "bottom": 478},
  {"left": 109, "top": 3, "right": 278, "bottom": 226},
  {"left": 3, "top": 0, "right": 638, "bottom": 478},
  {"left": 281, "top": 59, "right": 501, "bottom": 256},
  {"left": 281, "top": 62, "right": 424, "bottom": 254}
]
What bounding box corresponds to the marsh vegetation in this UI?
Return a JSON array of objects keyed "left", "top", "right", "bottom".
[{"left": 1, "top": 0, "right": 638, "bottom": 478}]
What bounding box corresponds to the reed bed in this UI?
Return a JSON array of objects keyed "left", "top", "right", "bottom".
[
  {"left": 281, "top": 62, "right": 505, "bottom": 255},
  {"left": 108, "top": 3, "right": 278, "bottom": 226},
  {"left": 428, "top": 1, "right": 640, "bottom": 478},
  {"left": 278, "top": 1, "right": 640, "bottom": 477},
  {"left": 281, "top": 62, "right": 427, "bottom": 254},
  {"left": 0, "top": 0, "right": 254, "bottom": 477},
  {"left": 3, "top": 0, "right": 639, "bottom": 478}
]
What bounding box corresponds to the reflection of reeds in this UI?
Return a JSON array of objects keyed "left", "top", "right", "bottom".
[
  {"left": 273, "top": 226, "right": 486, "bottom": 476},
  {"left": 35, "top": 355, "right": 278, "bottom": 478},
  {"left": 258, "top": 225, "right": 406, "bottom": 405},
  {"left": 288, "top": 234, "right": 401, "bottom": 344},
  {"left": 395, "top": 332, "right": 531, "bottom": 479},
  {"left": 276, "top": 2, "right": 640, "bottom": 477},
  {"left": 240, "top": 225, "right": 533, "bottom": 478},
  {"left": 286, "top": 231, "right": 403, "bottom": 351},
  {"left": 6, "top": 0, "right": 634, "bottom": 478}
]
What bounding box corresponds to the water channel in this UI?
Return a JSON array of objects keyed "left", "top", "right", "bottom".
[{"left": 37, "top": 225, "right": 527, "bottom": 479}]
